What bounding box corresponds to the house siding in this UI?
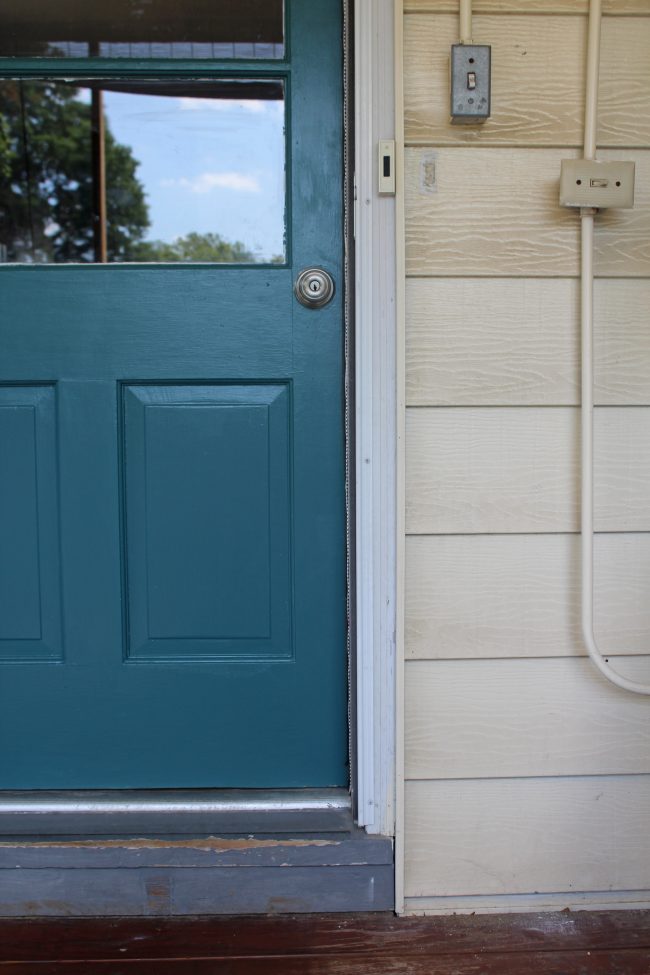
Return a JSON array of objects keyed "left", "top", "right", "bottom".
[{"left": 401, "top": 0, "right": 650, "bottom": 913}]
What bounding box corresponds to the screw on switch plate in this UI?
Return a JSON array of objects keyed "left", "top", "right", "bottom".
[{"left": 450, "top": 44, "right": 491, "bottom": 124}]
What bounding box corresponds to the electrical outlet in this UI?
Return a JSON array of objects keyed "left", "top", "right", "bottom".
[
  {"left": 450, "top": 44, "right": 491, "bottom": 124},
  {"left": 560, "top": 159, "right": 635, "bottom": 209}
]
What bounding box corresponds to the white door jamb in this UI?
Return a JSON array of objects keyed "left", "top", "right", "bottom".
[{"left": 354, "top": 0, "right": 399, "bottom": 840}]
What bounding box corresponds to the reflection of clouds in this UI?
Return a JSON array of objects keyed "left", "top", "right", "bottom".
[
  {"left": 160, "top": 171, "right": 261, "bottom": 193},
  {"left": 178, "top": 97, "right": 266, "bottom": 114}
]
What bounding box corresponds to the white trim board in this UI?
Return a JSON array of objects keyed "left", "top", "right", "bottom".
[{"left": 354, "top": 0, "right": 399, "bottom": 839}]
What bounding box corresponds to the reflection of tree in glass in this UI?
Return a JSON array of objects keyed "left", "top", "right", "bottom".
[
  {"left": 0, "top": 80, "right": 149, "bottom": 262},
  {"left": 135, "top": 231, "right": 255, "bottom": 263},
  {"left": 0, "top": 80, "right": 267, "bottom": 264}
]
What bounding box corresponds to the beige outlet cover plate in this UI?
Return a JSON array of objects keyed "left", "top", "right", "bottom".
[{"left": 560, "top": 159, "right": 635, "bottom": 209}]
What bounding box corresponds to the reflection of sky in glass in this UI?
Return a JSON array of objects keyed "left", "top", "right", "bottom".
[{"left": 102, "top": 91, "right": 285, "bottom": 261}]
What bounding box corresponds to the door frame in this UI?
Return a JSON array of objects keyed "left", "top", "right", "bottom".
[
  {"left": 0, "top": 0, "right": 400, "bottom": 842},
  {"left": 352, "top": 0, "right": 400, "bottom": 839}
]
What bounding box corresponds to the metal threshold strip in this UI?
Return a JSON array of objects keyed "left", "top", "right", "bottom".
[{"left": 0, "top": 789, "right": 352, "bottom": 836}]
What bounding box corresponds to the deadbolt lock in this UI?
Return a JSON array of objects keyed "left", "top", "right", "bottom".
[{"left": 294, "top": 267, "right": 335, "bottom": 309}]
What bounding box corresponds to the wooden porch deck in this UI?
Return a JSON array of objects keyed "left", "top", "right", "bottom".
[{"left": 1, "top": 909, "right": 649, "bottom": 973}]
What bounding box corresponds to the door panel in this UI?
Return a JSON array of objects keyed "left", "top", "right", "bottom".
[
  {"left": 123, "top": 383, "right": 292, "bottom": 661},
  {"left": 0, "top": 385, "right": 61, "bottom": 660},
  {"left": 0, "top": 0, "right": 347, "bottom": 788}
]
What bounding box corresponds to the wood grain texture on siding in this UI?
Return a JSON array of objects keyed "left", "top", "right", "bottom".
[
  {"left": 406, "top": 278, "right": 650, "bottom": 406},
  {"left": 599, "top": 17, "right": 650, "bottom": 146},
  {"left": 405, "top": 657, "right": 650, "bottom": 779},
  {"left": 406, "top": 533, "right": 650, "bottom": 660},
  {"left": 405, "top": 16, "right": 650, "bottom": 148},
  {"left": 404, "top": 1, "right": 650, "bottom": 13},
  {"left": 406, "top": 15, "right": 582, "bottom": 148},
  {"left": 406, "top": 407, "right": 650, "bottom": 534},
  {"left": 405, "top": 149, "right": 650, "bottom": 277},
  {"left": 405, "top": 776, "right": 650, "bottom": 897}
]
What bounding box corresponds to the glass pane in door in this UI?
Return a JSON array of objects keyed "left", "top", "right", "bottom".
[
  {"left": 0, "top": 0, "right": 284, "bottom": 59},
  {"left": 0, "top": 79, "right": 286, "bottom": 264}
]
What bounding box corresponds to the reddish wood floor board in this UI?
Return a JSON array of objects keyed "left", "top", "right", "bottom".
[
  {"left": 2, "top": 949, "right": 650, "bottom": 975},
  {"left": 0, "top": 911, "right": 649, "bottom": 973}
]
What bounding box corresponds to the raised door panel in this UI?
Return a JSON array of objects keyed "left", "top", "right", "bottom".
[
  {"left": 122, "top": 383, "right": 292, "bottom": 661},
  {"left": 0, "top": 385, "right": 61, "bottom": 660}
]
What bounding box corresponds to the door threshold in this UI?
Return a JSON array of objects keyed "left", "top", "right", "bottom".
[
  {"left": 0, "top": 823, "right": 393, "bottom": 915},
  {"left": 0, "top": 789, "right": 352, "bottom": 836}
]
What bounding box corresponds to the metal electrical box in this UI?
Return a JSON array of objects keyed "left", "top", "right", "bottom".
[{"left": 450, "top": 44, "right": 491, "bottom": 124}]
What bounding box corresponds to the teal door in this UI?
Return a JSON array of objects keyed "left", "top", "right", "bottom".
[{"left": 0, "top": 2, "right": 347, "bottom": 788}]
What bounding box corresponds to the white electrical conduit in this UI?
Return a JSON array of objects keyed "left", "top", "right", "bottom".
[
  {"left": 580, "top": 0, "right": 650, "bottom": 694},
  {"left": 459, "top": 0, "right": 472, "bottom": 44}
]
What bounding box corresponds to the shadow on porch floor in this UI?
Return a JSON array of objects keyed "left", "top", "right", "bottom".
[{"left": 0, "top": 909, "right": 649, "bottom": 973}]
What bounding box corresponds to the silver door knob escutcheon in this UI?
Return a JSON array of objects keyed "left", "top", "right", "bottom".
[{"left": 294, "top": 267, "right": 335, "bottom": 309}]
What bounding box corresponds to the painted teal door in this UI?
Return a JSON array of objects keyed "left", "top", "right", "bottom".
[{"left": 0, "top": 2, "right": 347, "bottom": 787}]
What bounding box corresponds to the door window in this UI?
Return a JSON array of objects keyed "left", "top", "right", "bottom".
[
  {"left": 0, "top": 79, "right": 286, "bottom": 264},
  {"left": 0, "top": 0, "right": 284, "bottom": 60}
]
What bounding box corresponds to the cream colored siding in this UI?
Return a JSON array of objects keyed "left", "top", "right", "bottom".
[
  {"left": 406, "top": 777, "right": 650, "bottom": 896},
  {"left": 406, "top": 149, "right": 650, "bottom": 277},
  {"left": 402, "top": 2, "right": 650, "bottom": 913},
  {"left": 405, "top": 1, "right": 650, "bottom": 13},
  {"left": 407, "top": 407, "right": 650, "bottom": 533},
  {"left": 406, "top": 534, "right": 650, "bottom": 660},
  {"left": 406, "top": 16, "right": 650, "bottom": 147},
  {"left": 406, "top": 657, "right": 650, "bottom": 778},
  {"left": 406, "top": 278, "right": 650, "bottom": 406}
]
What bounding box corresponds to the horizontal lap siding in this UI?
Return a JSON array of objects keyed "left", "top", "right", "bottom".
[
  {"left": 405, "top": 148, "right": 650, "bottom": 277},
  {"left": 405, "top": 16, "right": 650, "bottom": 147},
  {"left": 406, "top": 533, "right": 650, "bottom": 660},
  {"left": 406, "top": 657, "right": 650, "bottom": 778},
  {"left": 406, "top": 278, "right": 650, "bottom": 406},
  {"left": 406, "top": 407, "right": 650, "bottom": 534},
  {"left": 402, "top": 0, "right": 650, "bottom": 914},
  {"left": 405, "top": 777, "right": 650, "bottom": 897},
  {"left": 405, "top": 2, "right": 650, "bottom": 14}
]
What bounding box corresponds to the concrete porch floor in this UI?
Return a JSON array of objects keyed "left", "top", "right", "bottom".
[{"left": 0, "top": 909, "right": 649, "bottom": 972}]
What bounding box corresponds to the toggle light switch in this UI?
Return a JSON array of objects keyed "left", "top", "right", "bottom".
[
  {"left": 559, "top": 160, "right": 635, "bottom": 209},
  {"left": 450, "top": 44, "right": 491, "bottom": 124}
]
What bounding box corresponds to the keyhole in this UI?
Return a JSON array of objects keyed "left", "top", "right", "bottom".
[{"left": 309, "top": 279, "right": 321, "bottom": 293}]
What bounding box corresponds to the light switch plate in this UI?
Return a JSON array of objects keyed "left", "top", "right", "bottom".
[
  {"left": 450, "top": 44, "right": 491, "bottom": 124},
  {"left": 560, "top": 159, "right": 635, "bottom": 209}
]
